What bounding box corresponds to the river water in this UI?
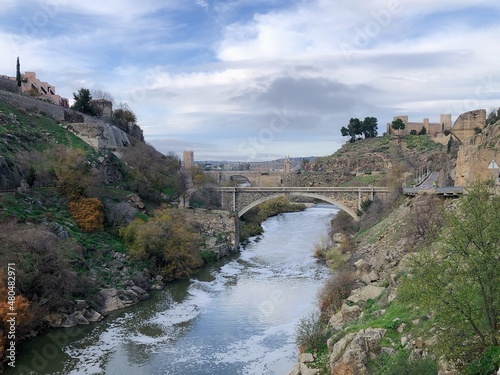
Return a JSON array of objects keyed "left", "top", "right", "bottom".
[{"left": 9, "top": 205, "right": 337, "bottom": 375}]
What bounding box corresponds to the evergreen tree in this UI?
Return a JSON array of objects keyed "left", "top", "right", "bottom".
[
  {"left": 70, "top": 88, "right": 97, "bottom": 116},
  {"left": 391, "top": 118, "right": 405, "bottom": 139},
  {"left": 16, "top": 57, "right": 21, "bottom": 87}
]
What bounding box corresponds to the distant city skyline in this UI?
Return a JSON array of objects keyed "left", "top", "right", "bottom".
[{"left": 1, "top": 1, "right": 500, "bottom": 161}]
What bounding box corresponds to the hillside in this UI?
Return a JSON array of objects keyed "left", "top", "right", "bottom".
[
  {"left": 290, "top": 122, "right": 500, "bottom": 375},
  {"left": 286, "top": 135, "right": 457, "bottom": 189},
  {"left": 0, "top": 98, "right": 236, "bottom": 370}
]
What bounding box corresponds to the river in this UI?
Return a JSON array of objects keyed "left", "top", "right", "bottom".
[{"left": 8, "top": 204, "right": 337, "bottom": 375}]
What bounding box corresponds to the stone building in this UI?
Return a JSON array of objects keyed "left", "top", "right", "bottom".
[
  {"left": 386, "top": 114, "right": 452, "bottom": 136},
  {"left": 90, "top": 99, "right": 113, "bottom": 118}
]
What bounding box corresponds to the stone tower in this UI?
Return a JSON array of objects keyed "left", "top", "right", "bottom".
[
  {"left": 440, "top": 114, "right": 452, "bottom": 132},
  {"left": 284, "top": 156, "right": 291, "bottom": 174},
  {"left": 183, "top": 150, "right": 194, "bottom": 169}
]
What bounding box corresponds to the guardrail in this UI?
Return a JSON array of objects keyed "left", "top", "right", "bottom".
[
  {"left": 218, "top": 186, "right": 391, "bottom": 193},
  {"left": 403, "top": 186, "right": 464, "bottom": 196}
]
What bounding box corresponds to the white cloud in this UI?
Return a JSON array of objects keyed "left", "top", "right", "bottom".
[{"left": 1, "top": 1, "right": 500, "bottom": 160}]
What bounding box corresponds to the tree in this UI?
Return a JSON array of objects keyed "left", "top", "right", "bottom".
[
  {"left": 16, "top": 57, "right": 21, "bottom": 87},
  {"left": 391, "top": 118, "right": 405, "bottom": 139},
  {"left": 90, "top": 89, "right": 114, "bottom": 103},
  {"left": 43, "top": 146, "right": 92, "bottom": 199},
  {"left": 341, "top": 117, "right": 378, "bottom": 142},
  {"left": 400, "top": 182, "right": 500, "bottom": 364},
  {"left": 113, "top": 102, "right": 137, "bottom": 123},
  {"left": 409, "top": 129, "right": 418, "bottom": 135},
  {"left": 340, "top": 118, "right": 362, "bottom": 142},
  {"left": 486, "top": 107, "right": 500, "bottom": 126},
  {"left": 71, "top": 88, "right": 97, "bottom": 116},
  {"left": 418, "top": 126, "right": 427, "bottom": 135},
  {"left": 120, "top": 210, "right": 203, "bottom": 281},
  {"left": 121, "top": 142, "right": 179, "bottom": 199},
  {"left": 361, "top": 117, "right": 378, "bottom": 138}
]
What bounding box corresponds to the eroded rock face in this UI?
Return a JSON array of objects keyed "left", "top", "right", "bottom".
[
  {"left": 329, "top": 328, "right": 386, "bottom": 375},
  {"left": 455, "top": 122, "right": 500, "bottom": 186}
]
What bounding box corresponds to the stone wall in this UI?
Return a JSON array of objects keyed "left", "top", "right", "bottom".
[
  {"left": 185, "top": 209, "right": 239, "bottom": 255},
  {"left": 452, "top": 109, "right": 486, "bottom": 143},
  {"left": 0, "top": 89, "right": 131, "bottom": 151},
  {"left": 0, "top": 77, "right": 21, "bottom": 94}
]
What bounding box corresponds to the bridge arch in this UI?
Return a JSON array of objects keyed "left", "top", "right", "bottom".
[
  {"left": 230, "top": 175, "right": 252, "bottom": 187},
  {"left": 238, "top": 192, "right": 359, "bottom": 220}
]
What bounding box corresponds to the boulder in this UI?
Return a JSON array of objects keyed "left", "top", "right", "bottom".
[
  {"left": 99, "top": 288, "right": 126, "bottom": 313},
  {"left": 130, "top": 286, "right": 150, "bottom": 301},
  {"left": 340, "top": 303, "right": 362, "bottom": 324},
  {"left": 329, "top": 328, "right": 386, "bottom": 375},
  {"left": 43, "top": 313, "right": 68, "bottom": 328},
  {"left": 300, "top": 353, "right": 315, "bottom": 363},
  {"left": 354, "top": 258, "right": 371, "bottom": 273},
  {"left": 84, "top": 308, "right": 103, "bottom": 322},
  {"left": 75, "top": 300, "right": 89, "bottom": 311},
  {"left": 332, "top": 232, "right": 346, "bottom": 244},
  {"left": 347, "top": 285, "right": 385, "bottom": 304},
  {"left": 63, "top": 311, "right": 89, "bottom": 327}
]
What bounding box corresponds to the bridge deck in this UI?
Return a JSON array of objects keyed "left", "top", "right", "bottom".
[
  {"left": 218, "top": 186, "right": 391, "bottom": 193},
  {"left": 403, "top": 186, "right": 464, "bottom": 196}
]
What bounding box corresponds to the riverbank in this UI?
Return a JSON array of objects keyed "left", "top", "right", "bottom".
[
  {"left": 0, "top": 193, "right": 311, "bottom": 373},
  {"left": 4, "top": 204, "right": 336, "bottom": 374},
  {"left": 287, "top": 193, "right": 463, "bottom": 374}
]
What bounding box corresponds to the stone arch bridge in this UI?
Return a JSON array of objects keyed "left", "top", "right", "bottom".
[{"left": 219, "top": 186, "right": 390, "bottom": 220}]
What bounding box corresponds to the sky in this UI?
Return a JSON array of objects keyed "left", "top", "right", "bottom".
[{"left": 1, "top": 0, "right": 500, "bottom": 161}]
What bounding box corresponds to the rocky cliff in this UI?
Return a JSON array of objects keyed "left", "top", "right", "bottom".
[{"left": 455, "top": 119, "right": 500, "bottom": 186}]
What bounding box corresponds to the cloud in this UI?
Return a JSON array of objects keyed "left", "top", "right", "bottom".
[{"left": 1, "top": 1, "right": 500, "bottom": 161}]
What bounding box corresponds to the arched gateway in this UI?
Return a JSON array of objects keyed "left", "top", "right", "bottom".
[{"left": 219, "top": 187, "right": 390, "bottom": 221}]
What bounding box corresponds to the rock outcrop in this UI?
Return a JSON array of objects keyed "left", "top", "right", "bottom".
[
  {"left": 455, "top": 119, "right": 500, "bottom": 186},
  {"left": 328, "top": 328, "right": 386, "bottom": 375}
]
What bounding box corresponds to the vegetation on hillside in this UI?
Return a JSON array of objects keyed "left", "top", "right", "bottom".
[
  {"left": 0, "top": 98, "right": 224, "bottom": 368},
  {"left": 120, "top": 210, "right": 204, "bottom": 281},
  {"left": 401, "top": 182, "right": 500, "bottom": 371},
  {"left": 239, "top": 197, "right": 307, "bottom": 240}
]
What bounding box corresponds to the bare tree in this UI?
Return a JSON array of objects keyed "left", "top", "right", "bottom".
[{"left": 90, "top": 89, "right": 114, "bottom": 103}]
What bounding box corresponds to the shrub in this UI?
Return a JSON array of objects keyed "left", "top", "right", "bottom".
[
  {"left": 313, "top": 236, "right": 331, "bottom": 260},
  {"left": 295, "top": 311, "right": 327, "bottom": 352},
  {"left": 0, "top": 222, "right": 92, "bottom": 315},
  {"left": 466, "top": 346, "right": 500, "bottom": 375},
  {"left": 329, "top": 210, "right": 357, "bottom": 236},
  {"left": 374, "top": 350, "right": 438, "bottom": 375},
  {"left": 317, "top": 271, "right": 356, "bottom": 320},
  {"left": 325, "top": 246, "right": 350, "bottom": 270},
  {"left": 104, "top": 201, "right": 138, "bottom": 228},
  {"left": 120, "top": 209, "right": 203, "bottom": 281},
  {"left": 68, "top": 197, "right": 105, "bottom": 232},
  {"left": 200, "top": 250, "right": 218, "bottom": 264}
]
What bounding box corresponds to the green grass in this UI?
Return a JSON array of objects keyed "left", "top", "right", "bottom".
[{"left": 0, "top": 101, "right": 96, "bottom": 161}]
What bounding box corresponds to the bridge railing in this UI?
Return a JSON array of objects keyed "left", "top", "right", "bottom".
[{"left": 218, "top": 186, "right": 391, "bottom": 193}]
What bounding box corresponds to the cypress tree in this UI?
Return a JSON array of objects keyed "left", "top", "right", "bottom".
[{"left": 16, "top": 57, "right": 21, "bottom": 87}]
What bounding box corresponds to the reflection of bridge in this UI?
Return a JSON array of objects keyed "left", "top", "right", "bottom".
[{"left": 219, "top": 186, "right": 390, "bottom": 220}]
